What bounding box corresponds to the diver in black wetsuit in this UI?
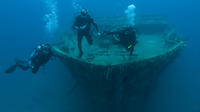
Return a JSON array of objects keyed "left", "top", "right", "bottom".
[
  {"left": 102, "top": 26, "right": 137, "bottom": 56},
  {"left": 5, "top": 44, "right": 54, "bottom": 74},
  {"left": 72, "top": 8, "right": 99, "bottom": 58}
]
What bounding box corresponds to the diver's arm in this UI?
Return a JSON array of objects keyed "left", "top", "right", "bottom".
[
  {"left": 103, "top": 31, "right": 118, "bottom": 36},
  {"left": 91, "top": 18, "right": 99, "bottom": 32},
  {"left": 72, "top": 17, "right": 79, "bottom": 30},
  {"left": 72, "top": 23, "right": 79, "bottom": 30}
]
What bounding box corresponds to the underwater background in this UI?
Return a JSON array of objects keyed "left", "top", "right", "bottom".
[{"left": 0, "top": 0, "right": 199, "bottom": 112}]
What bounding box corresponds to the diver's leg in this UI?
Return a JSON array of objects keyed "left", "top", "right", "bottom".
[
  {"left": 18, "top": 64, "right": 29, "bottom": 70},
  {"left": 85, "top": 32, "right": 93, "bottom": 45},
  {"left": 14, "top": 59, "right": 30, "bottom": 70},
  {"left": 77, "top": 32, "right": 83, "bottom": 57},
  {"left": 5, "top": 59, "right": 29, "bottom": 74},
  {"left": 5, "top": 64, "right": 17, "bottom": 74},
  {"left": 129, "top": 47, "right": 134, "bottom": 56},
  {"left": 130, "top": 41, "right": 137, "bottom": 56}
]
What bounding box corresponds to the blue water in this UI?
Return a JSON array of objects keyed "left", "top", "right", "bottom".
[{"left": 0, "top": 0, "right": 200, "bottom": 112}]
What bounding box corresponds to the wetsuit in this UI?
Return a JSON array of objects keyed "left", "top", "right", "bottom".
[
  {"left": 72, "top": 14, "right": 98, "bottom": 57},
  {"left": 5, "top": 44, "right": 53, "bottom": 74},
  {"left": 28, "top": 44, "right": 52, "bottom": 73},
  {"left": 103, "top": 27, "right": 137, "bottom": 56}
]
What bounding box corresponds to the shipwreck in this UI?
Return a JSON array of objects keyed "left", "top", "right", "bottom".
[{"left": 52, "top": 15, "right": 185, "bottom": 112}]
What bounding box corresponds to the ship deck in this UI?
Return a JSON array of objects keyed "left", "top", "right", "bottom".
[{"left": 53, "top": 16, "right": 184, "bottom": 66}]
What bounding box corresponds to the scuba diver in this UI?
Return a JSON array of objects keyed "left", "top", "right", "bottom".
[
  {"left": 5, "top": 44, "right": 54, "bottom": 74},
  {"left": 102, "top": 26, "right": 137, "bottom": 56},
  {"left": 72, "top": 8, "right": 99, "bottom": 58}
]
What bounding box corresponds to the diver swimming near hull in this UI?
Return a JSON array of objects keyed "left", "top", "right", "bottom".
[{"left": 5, "top": 44, "right": 56, "bottom": 74}]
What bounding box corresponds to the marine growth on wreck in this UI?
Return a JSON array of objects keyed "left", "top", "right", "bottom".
[{"left": 52, "top": 15, "right": 185, "bottom": 112}]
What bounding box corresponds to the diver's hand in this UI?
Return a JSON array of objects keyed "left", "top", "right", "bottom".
[
  {"left": 80, "top": 25, "right": 87, "bottom": 30},
  {"left": 73, "top": 26, "right": 79, "bottom": 30},
  {"left": 97, "top": 32, "right": 101, "bottom": 36}
]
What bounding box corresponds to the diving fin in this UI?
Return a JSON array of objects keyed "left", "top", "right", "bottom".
[{"left": 5, "top": 65, "right": 17, "bottom": 74}]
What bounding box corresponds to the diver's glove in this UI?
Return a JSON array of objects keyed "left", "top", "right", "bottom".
[
  {"left": 97, "top": 32, "right": 101, "bottom": 36},
  {"left": 80, "top": 25, "right": 87, "bottom": 30},
  {"left": 73, "top": 26, "right": 80, "bottom": 30}
]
